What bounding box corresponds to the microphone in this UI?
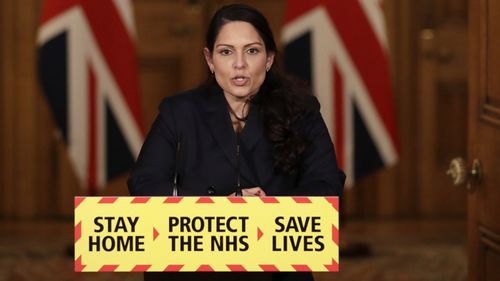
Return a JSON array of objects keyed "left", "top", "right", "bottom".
[{"left": 172, "top": 135, "right": 182, "bottom": 196}]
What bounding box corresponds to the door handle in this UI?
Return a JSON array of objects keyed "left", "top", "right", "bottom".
[{"left": 446, "top": 157, "right": 482, "bottom": 191}]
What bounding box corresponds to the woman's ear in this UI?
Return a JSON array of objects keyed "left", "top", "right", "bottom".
[
  {"left": 266, "top": 52, "right": 275, "bottom": 71},
  {"left": 203, "top": 47, "right": 214, "bottom": 73}
]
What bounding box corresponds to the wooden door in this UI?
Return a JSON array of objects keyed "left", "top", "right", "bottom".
[
  {"left": 417, "top": 7, "right": 468, "bottom": 217},
  {"left": 468, "top": 0, "right": 500, "bottom": 279}
]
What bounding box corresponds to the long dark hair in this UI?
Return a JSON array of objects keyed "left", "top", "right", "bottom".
[{"left": 205, "top": 4, "right": 314, "bottom": 174}]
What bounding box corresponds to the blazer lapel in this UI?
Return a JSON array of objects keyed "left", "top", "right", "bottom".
[
  {"left": 204, "top": 85, "right": 238, "bottom": 168},
  {"left": 240, "top": 103, "right": 263, "bottom": 150},
  {"left": 202, "top": 84, "right": 262, "bottom": 187},
  {"left": 238, "top": 104, "right": 264, "bottom": 186}
]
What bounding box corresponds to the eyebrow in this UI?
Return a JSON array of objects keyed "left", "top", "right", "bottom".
[{"left": 215, "top": 42, "right": 264, "bottom": 48}]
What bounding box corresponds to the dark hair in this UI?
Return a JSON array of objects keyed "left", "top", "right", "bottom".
[{"left": 206, "top": 4, "right": 314, "bottom": 174}]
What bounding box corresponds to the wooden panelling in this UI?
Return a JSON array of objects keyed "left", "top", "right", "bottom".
[
  {"left": 485, "top": 248, "right": 500, "bottom": 281},
  {"left": 15, "top": 0, "right": 39, "bottom": 218},
  {"left": 1, "top": 0, "right": 41, "bottom": 218},
  {"left": 0, "top": 0, "right": 16, "bottom": 217},
  {"left": 135, "top": 0, "right": 207, "bottom": 90},
  {"left": 135, "top": 0, "right": 189, "bottom": 58},
  {"left": 416, "top": 1, "right": 468, "bottom": 217},
  {"left": 393, "top": 0, "right": 422, "bottom": 217},
  {"left": 35, "top": 96, "right": 54, "bottom": 216},
  {"left": 469, "top": 0, "right": 500, "bottom": 276},
  {"left": 479, "top": 226, "right": 500, "bottom": 281},
  {"left": 483, "top": 0, "right": 500, "bottom": 125},
  {"left": 139, "top": 58, "right": 182, "bottom": 129}
]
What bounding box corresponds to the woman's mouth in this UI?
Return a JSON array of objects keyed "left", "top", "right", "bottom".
[{"left": 232, "top": 76, "right": 249, "bottom": 86}]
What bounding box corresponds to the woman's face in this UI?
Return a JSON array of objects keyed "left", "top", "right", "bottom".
[{"left": 204, "top": 21, "right": 274, "bottom": 103}]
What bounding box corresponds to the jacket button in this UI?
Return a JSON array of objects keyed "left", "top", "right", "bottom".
[{"left": 207, "top": 186, "right": 216, "bottom": 195}]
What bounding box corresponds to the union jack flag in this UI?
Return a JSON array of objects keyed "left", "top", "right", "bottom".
[
  {"left": 282, "top": 0, "right": 399, "bottom": 186},
  {"left": 37, "top": 0, "right": 144, "bottom": 194}
]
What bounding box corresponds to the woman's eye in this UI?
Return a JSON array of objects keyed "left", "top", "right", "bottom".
[
  {"left": 220, "top": 49, "right": 232, "bottom": 55},
  {"left": 247, "top": 48, "right": 259, "bottom": 55}
]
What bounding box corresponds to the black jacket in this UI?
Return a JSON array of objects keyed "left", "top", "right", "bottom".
[
  {"left": 128, "top": 84, "right": 344, "bottom": 197},
  {"left": 128, "top": 84, "right": 344, "bottom": 281}
]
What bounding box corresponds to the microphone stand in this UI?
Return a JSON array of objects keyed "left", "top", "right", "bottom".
[{"left": 235, "top": 131, "right": 242, "bottom": 196}]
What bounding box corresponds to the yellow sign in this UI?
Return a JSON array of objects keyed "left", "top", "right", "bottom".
[{"left": 74, "top": 196, "right": 339, "bottom": 272}]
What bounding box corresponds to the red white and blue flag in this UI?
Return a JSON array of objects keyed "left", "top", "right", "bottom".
[
  {"left": 37, "top": 0, "right": 144, "bottom": 193},
  {"left": 282, "top": 0, "right": 399, "bottom": 186}
]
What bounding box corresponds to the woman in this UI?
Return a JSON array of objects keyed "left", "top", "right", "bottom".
[{"left": 128, "top": 4, "right": 344, "bottom": 281}]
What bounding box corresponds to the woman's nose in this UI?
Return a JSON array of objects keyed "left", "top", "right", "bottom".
[{"left": 233, "top": 53, "right": 247, "bottom": 69}]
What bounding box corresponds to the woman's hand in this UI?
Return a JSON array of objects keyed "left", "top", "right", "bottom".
[{"left": 229, "top": 187, "right": 266, "bottom": 197}]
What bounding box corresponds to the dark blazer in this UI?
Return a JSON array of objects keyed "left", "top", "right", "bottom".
[
  {"left": 128, "top": 84, "right": 344, "bottom": 197},
  {"left": 128, "top": 84, "right": 345, "bottom": 281}
]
